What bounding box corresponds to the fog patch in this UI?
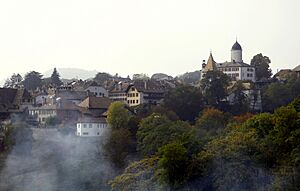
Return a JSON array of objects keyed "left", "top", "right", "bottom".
[{"left": 0, "top": 127, "right": 115, "bottom": 191}]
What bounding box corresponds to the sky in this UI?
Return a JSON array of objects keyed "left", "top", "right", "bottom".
[{"left": 0, "top": 0, "right": 300, "bottom": 81}]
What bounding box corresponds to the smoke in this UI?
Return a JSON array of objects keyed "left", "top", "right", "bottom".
[{"left": 0, "top": 127, "right": 116, "bottom": 191}]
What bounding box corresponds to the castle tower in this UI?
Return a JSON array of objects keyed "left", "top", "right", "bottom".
[{"left": 231, "top": 41, "right": 243, "bottom": 63}]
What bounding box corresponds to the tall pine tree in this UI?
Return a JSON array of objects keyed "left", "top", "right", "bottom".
[{"left": 51, "top": 68, "right": 62, "bottom": 87}]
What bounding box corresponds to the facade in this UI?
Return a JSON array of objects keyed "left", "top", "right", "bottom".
[
  {"left": 76, "top": 117, "right": 108, "bottom": 137},
  {"left": 125, "top": 80, "right": 165, "bottom": 107},
  {"left": 28, "top": 105, "right": 57, "bottom": 124},
  {"left": 201, "top": 41, "right": 256, "bottom": 82},
  {"left": 108, "top": 82, "right": 129, "bottom": 103},
  {"left": 84, "top": 81, "right": 108, "bottom": 97}
]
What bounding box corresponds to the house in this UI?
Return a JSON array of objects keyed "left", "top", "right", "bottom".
[
  {"left": 108, "top": 82, "right": 130, "bottom": 104},
  {"left": 292, "top": 64, "right": 300, "bottom": 77},
  {"left": 201, "top": 41, "right": 256, "bottom": 82},
  {"left": 56, "top": 102, "right": 82, "bottom": 124},
  {"left": 0, "top": 88, "right": 33, "bottom": 121},
  {"left": 84, "top": 81, "right": 108, "bottom": 97},
  {"left": 125, "top": 80, "right": 166, "bottom": 107},
  {"left": 273, "top": 69, "right": 294, "bottom": 81},
  {"left": 78, "top": 96, "right": 112, "bottom": 117},
  {"left": 28, "top": 105, "right": 57, "bottom": 124},
  {"left": 76, "top": 117, "right": 108, "bottom": 137}
]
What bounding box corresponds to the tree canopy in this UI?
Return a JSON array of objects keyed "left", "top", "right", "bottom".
[
  {"left": 50, "top": 68, "right": 63, "bottom": 87},
  {"left": 250, "top": 53, "right": 272, "bottom": 81},
  {"left": 23, "top": 71, "right": 43, "bottom": 91},
  {"left": 201, "top": 70, "right": 230, "bottom": 107},
  {"left": 163, "top": 85, "right": 204, "bottom": 122}
]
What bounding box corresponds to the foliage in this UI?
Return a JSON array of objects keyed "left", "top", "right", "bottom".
[
  {"left": 137, "top": 114, "right": 191, "bottom": 156},
  {"left": 156, "top": 143, "right": 189, "bottom": 188},
  {"left": 262, "top": 82, "right": 292, "bottom": 112},
  {"left": 94, "top": 72, "right": 112, "bottom": 85},
  {"left": 195, "top": 108, "right": 230, "bottom": 138},
  {"left": 3, "top": 73, "right": 23, "bottom": 88},
  {"left": 230, "top": 81, "right": 250, "bottom": 114},
  {"left": 109, "top": 156, "right": 161, "bottom": 191},
  {"left": 45, "top": 116, "right": 62, "bottom": 126},
  {"left": 0, "top": 124, "right": 15, "bottom": 152},
  {"left": 23, "top": 71, "right": 43, "bottom": 91},
  {"left": 163, "top": 85, "right": 204, "bottom": 122},
  {"left": 250, "top": 53, "right": 272, "bottom": 81},
  {"left": 103, "top": 128, "right": 134, "bottom": 168},
  {"left": 107, "top": 102, "right": 131, "bottom": 129},
  {"left": 50, "top": 68, "right": 63, "bottom": 87},
  {"left": 200, "top": 70, "right": 230, "bottom": 107}
]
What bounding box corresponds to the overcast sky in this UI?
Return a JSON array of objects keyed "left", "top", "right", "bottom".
[{"left": 0, "top": 0, "right": 299, "bottom": 80}]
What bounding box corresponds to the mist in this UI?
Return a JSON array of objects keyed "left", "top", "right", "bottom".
[{"left": 0, "top": 127, "right": 116, "bottom": 191}]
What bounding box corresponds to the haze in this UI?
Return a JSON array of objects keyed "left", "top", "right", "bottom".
[{"left": 0, "top": 0, "right": 299, "bottom": 80}]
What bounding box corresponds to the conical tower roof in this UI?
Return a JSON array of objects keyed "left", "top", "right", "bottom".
[{"left": 203, "top": 52, "right": 217, "bottom": 72}]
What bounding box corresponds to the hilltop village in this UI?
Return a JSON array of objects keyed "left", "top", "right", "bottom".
[
  {"left": 0, "top": 40, "right": 300, "bottom": 190},
  {"left": 1, "top": 40, "right": 299, "bottom": 135}
]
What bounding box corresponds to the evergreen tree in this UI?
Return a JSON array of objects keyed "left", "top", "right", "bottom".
[
  {"left": 51, "top": 68, "right": 62, "bottom": 87},
  {"left": 23, "top": 71, "right": 43, "bottom": 91}
]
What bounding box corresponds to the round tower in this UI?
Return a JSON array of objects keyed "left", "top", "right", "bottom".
[{"left": 231, "top": 41, "right": 243, "bottom": 63}]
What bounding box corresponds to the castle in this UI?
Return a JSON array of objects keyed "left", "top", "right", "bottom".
[{"left": 201, "top": 41, "right": 256, "bottom": 82}]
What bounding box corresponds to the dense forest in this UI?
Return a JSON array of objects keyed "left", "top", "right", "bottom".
[{"left": 104, "top": 73, "right": 300, "bottom": 191}]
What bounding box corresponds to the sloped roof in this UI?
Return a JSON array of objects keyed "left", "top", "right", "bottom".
[
  {"left": 217, "top": 61, "right": 252, "bottom": 67},
  {"left": 0, "top": 88, "right": 17, "bottom": 105},
  {"left": 232, "top": 41, "right": 242, "bottom": 51},
  {"left": 56, "top": 90, "right": 87, "bottom": 101},
  {"left": 293, "top": 64, "right": 300, "bottom": 72},
  {"left": 109, "top": 82, "right": 130, "bottom": 93},
  {"left": 77, "top": 116, "right": 107, "bottom": 123},
  {"left": 78, "top": 96, "right": 112, "bottom": 109},
  {"left": 203, "top": 53, "right": 217, "bottom": 72},
  {"left": 127, "top": 80, "right": 166, "bottom": 93}
]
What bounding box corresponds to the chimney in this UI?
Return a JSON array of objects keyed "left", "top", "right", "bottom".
[{"left": 202, "top": 60, "right": 206, "bottom": 69}]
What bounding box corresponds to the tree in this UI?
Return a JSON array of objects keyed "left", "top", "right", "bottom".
[
  {"left": 3, "top": 73, "right": 23, "bottom": 88},
  {"left": 262, "top": 82, "right": 292, "bottom": 112},
  {"left": 107, "top": 102, "right": 131, "bottom": 129},
  {"left": 163, "top": 85, "right": 204, "bottom": 122},
  {"left": 103, "top": 128, "right": 134, "bottom": 168},
  {"left": 195, "top": 108, "right": 229, "bottom": 138},
  {"left": 201, "top": 70, "right": 230, "bottom": 107},
  {"left": 230, "top": 81, "right": 250, "bottom": 114},
  {"left": 23, "top": 71, "right": 43, "bottom": 91},
  {"left": 94, "top": 72, "right": 112, "bottom": 85},
  {"left": 137, "top": 114, "right": 191, "bottom": 156},
  {"left": 50, "top": 68, "right": 62, "bottom": 87},
  {"left": 250, "top": 53, "right": 272, "bottom": 81},
  {"left": 157, "top": 143, "right": 189, "bottom": 188},
  {"left": 105, "top": 102, "right": 134, "bottom": 167}
]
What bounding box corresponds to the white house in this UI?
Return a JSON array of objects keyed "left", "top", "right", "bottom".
[
  {"left": 84, "top": 81, "right": 108, "bottom": 97},
  {"left": 76, "top": 117, "right": 108, "bottom": 137},
  {"left": 28, "top": 105, "right": 57, "bottom": 124}
]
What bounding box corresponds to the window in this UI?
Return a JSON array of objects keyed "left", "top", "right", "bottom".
[
  {"left": 136, "top": 93, "right": 138, "bottom": 97},
  {"left": 83, "top": 124, "right": 87, "bottom": 128},
  {"left": 136, "top": 100, "right": 139, "bottom": 104},
  {"left": 83, "top": 132, "right": 88, "bottom": 135},
  {"left": 89, "top": 124, "right": 92, "bottom": 128},
  {"left": 97, "top": 132, "right": 100, "bottom": 135},
  {"left": 131, "top": 87, "right": 135, "bottom": 91},
  {"left": 133, "top": 100, "right": 135, "bottom": 104}
]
